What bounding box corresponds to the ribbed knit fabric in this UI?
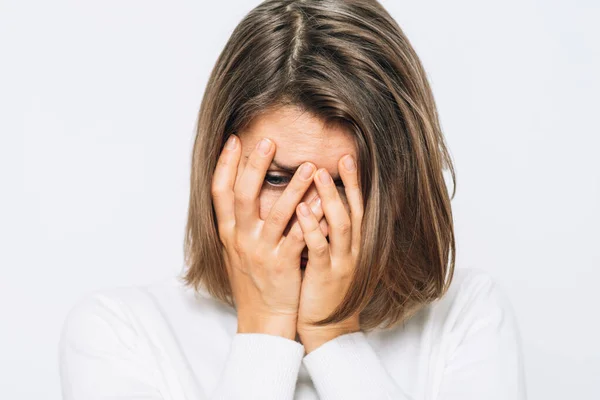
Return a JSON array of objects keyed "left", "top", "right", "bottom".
[
  {"left": 214, "top": 333, "right": 305, "bottom": 399},
  {"left": 59, "top": 268, "right": 526, "bottom": 399}
]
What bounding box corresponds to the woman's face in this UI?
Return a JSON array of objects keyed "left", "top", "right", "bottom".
[{"left": 237, "top": 105, "right": 357, "bottom": 254}]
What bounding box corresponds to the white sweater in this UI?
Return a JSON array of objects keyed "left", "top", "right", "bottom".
[{"left": 58, "top": 267, "right": 526, "bottom": 400}]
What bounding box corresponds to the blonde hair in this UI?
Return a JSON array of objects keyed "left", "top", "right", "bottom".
[{"left": 183, "top": 0, "right": 456, "bottom": 331}]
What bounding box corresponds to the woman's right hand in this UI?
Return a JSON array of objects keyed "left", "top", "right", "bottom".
[{"left": 211, "top": 134, "right": 322, "bottom": 341}]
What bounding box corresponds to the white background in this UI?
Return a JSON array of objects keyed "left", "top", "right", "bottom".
[{"left": 1, "top": 0, "right": 598, "bottom": 399}]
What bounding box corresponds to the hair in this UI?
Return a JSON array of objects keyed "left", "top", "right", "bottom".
[{"left": 183, "top": 0, "right": 456, "bottom": 331}]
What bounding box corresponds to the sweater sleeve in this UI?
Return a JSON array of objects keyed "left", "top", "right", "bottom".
[
  {"left": 302, "top": 330, "right": 412, "bottom": 400},
  {"left": 301, "top": 270, "right": 526, "bottom": 400},
  {"left": 210, "top": 333, "right": 305, "bottom": 399}
]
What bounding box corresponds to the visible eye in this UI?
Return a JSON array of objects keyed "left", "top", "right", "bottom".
[
  {"left": 264, "top": 173, "right": 291, "bottom": 188},
  {"left": 264, "top": 172, "right": 346, "bottom": 190}
]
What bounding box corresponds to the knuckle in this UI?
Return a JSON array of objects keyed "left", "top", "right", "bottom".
[
  {"left": 217, "top": 224, "right": 232, "bottom": 244},
  {"left": 269, "top": 209, "right": 288, "bottom": 226},
  {"left": 346, "top": 181, "right": 360, "bottom": 190},
  {"left": 219, "top": 232, "right": 229, "bottom": 246},
  {"left": 247, "top": 154, "right": 264, "bottom": 171},
  {"left": 234, "top": 190, "right": 254, "bottom": 206},
  {"left": 338, "top": 220, "right": 352, "bottom": 236},
  {"left": 286, "top": 180, "right": 305, "bottom": 195},
  {"left": 352, "top": 208, "right": 364, "bottom": 219},
  {"left": 211, "top": 184, "right": 225, "bottom": 198},
  {"left": 251, "top": 248, "right": 267, "bottom": 267},
  {"left": 337, "top": 267, "right": 353, "bottom": 281},
  {"left": 288, "top": 228, "right": 304, "bottom": 243},
  {"left": 232, "top": 236, "right": 244, "bottom": 255},
  {"left": 270, "top": 264, "right": 288, "bottom": 277},
  {"left": 314, "top": 242, "right": 329, "bottom": 257}
]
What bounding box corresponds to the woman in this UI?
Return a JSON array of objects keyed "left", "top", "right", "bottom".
[{"left": 59, "top": 0, "right": 526, "bottom": 399}]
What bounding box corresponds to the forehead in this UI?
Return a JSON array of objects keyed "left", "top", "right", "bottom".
[{"left": 238, "top": 106, "right": 357, "bottom": 168}]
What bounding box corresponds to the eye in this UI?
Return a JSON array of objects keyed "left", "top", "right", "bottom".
[
  {"left": 264, "top": 173, "right": 291, "bottom": 188},
  {"left": 264, "top": 173, "right": 346, "bottom": 190}
]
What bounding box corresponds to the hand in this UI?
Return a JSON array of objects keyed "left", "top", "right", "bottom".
[
  {"left": 211, "top": 134, "right": 321, "bottom": 340},
  {"left": 295, "top": 154, "right": 364, "bottom": 353}
]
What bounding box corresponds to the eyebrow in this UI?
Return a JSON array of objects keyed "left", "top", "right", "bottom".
[{"left": 272, "top": 159, "right": 342, "bottom": 182}]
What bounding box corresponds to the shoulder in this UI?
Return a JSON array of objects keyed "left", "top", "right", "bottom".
[
  {"left": 58, "top": 277, "right": 210, "bottom": 398},
  {"left": 417, "top": 268, "right": 526, "bottom": 397},
  {"left": 59, "top": 275, "right": 229, "bottom": 348},
  {"left": 435, "top": 267, "right": 518, "bottom": 323},
  {"left": 60, "top": 282, "right": 153, "bottom": 352},
  {"left": 405, "top": 267, "right": 525, "bottom": 361},
  {"left": 425, "top": 267, "right": 522, "bottom": 337},
  {"left": 395, "top": 267, "right": 521, "bottom": 346},
  {"left": 444, "top": 267, "right": 510, "bottom": 305},
  {"left": 60, "top": 276, "right": 183, "bottom": 348},
  {"left": 428, "top": 268, "right": 525, "bottom": 374}
]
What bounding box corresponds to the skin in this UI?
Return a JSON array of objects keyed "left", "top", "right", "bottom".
[
  {"left": 222, "top": 105, "right": 364, "bottom": 353},
  {"left": 238, "top": 106, "right": 353, "bottom": 239}
]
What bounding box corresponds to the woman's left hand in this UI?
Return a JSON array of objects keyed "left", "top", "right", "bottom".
[{"left": 295, "top": 154, "right": 364, "bottom": 354}]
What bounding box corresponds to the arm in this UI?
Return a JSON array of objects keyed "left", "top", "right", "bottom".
[
  {"left": 59, "top": 292, "right": 306, "bottom": 400},
  {"left": 302, "top": 330, "right": 412, "bottom": 400},
  {"left": 210, "top": 333, "right": 304, "bottom": 399},
  {"left": 301, "top": 271, "right": 526, "bottom": 400}
]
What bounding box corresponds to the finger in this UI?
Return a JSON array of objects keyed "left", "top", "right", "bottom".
[
  {"left": 233, "top": 137, "right": 274, "bottom": 232},
  {"left": 318, "top": 216, "right": 328, "bottom": 237},
  {"left": 296, "top": 201, "right": 331, "bottom": 270},
  {"left": 281, "top": 195, "right": 323, "bottom": 256},
  {"left": 211, "top": 134, "right": 241, "bottom": 238},
  {"left": 233, "top": 136, "right": 247, "bottom": 193},
  {"left": 338, "top": 155, "right": 363, "bottom": 252},
  {"left": 313, "top": 168, "right": 352, "bottom": 258},
  {"left": 262, "top": 162, "right": 316, "bottom": 245}
]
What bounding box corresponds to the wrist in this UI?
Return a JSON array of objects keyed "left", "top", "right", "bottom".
[
  {"left": 299, "top": 326, "right": 360, "bottom": 354},
  {"left": 237, "top": 314, "right": 298, "bottom": 341}
]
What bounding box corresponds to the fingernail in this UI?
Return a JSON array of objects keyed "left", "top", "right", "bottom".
[
  {"left": 299, "top": 202, "right": 310, "bottom": 216},
  {"left": 257, "top": 138, "right": 272, "bottom": 155},
  {"left": 343, "top": 155, "right": 356, "bottom": 171},
  {"left": 318, "top": 169, "right": 332, "bottom": 185},
  {"left": 226, "top": 135, "right": 237, "bottom": 150},
  {"left": 299, "top": 163, "right": 314, "bottom": 180}
]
